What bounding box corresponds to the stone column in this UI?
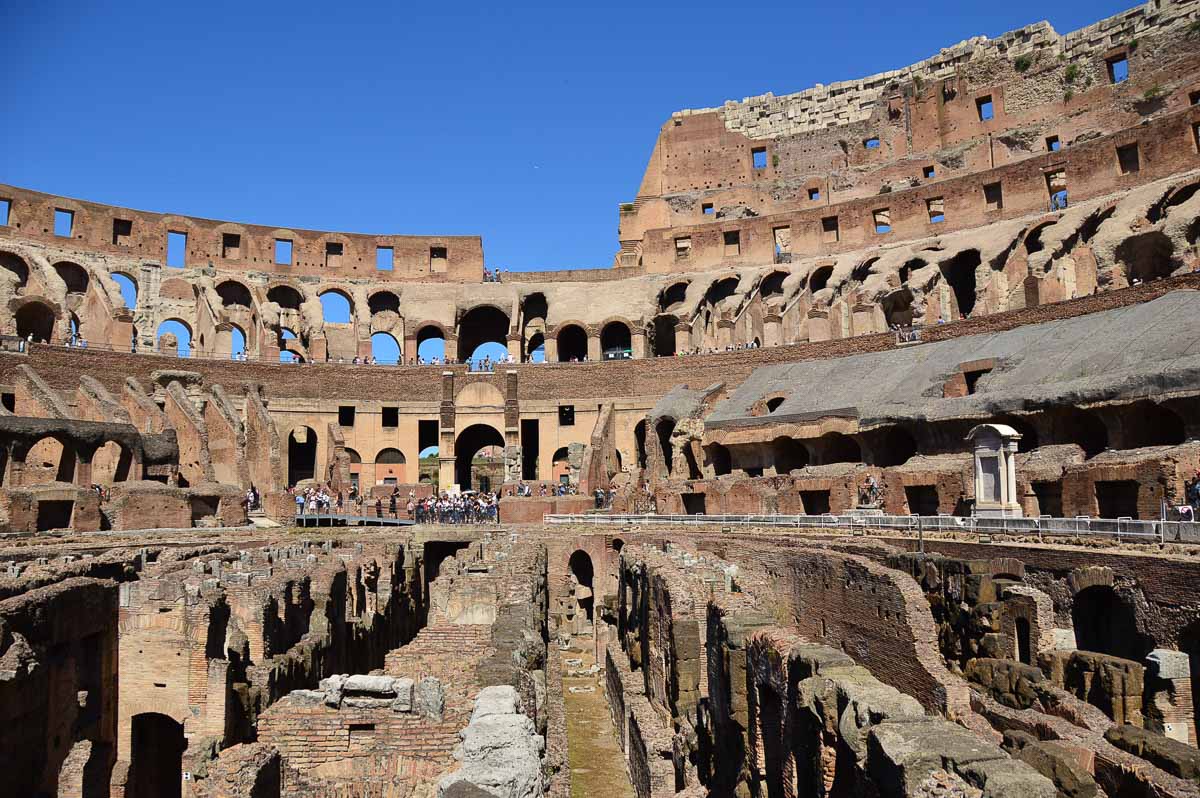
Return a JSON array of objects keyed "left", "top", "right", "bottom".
[
  {"left": 762, "top": 313, "right": 782, "bottom": 347},
  {"left": 544, "top": 336, "right": 558, "bottom": 362},
  {"left": 587, "top": 333, "right": 601, "bottom": 362},
  {"left": 507, "top": 334, "right": 522, "bottom": 363},
  {"left": 439, "top": 371, "right": 457, "bottom": 489}
]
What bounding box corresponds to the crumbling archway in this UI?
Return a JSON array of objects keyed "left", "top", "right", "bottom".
[
  {"left": 656, "top": 418, "right": 676, "bottom": 476},
  {"left": 940, "top": 250, "right": 981, "bottom": 318},
  {"left": 53, "top": 261, "right": 89, "bottom": 294},
  {"left": 15, "top": 301, "right": 57, "bottom": 343}
]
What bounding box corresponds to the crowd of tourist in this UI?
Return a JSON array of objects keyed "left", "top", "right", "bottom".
[
  {"left": 672, "top": 341, "right": 760, "bottom": 357},
  {"left": 287, "top": 482, "right": 501, "bottom": 524}
]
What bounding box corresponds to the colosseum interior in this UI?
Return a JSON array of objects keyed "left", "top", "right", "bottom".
[{"left": 4, "top": 1, "right": 1200, "bottom": 796}]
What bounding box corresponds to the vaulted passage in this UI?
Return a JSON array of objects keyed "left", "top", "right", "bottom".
[{"left": 454, "top": 424, "right": 505, "bottom": 490}]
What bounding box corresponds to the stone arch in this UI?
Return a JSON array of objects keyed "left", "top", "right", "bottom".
[
  {"left": 13, "top": 299, "right": 58, "bottom": 342},
  {"left": 600, "top": 320, "right": 632, "bottom": 357},
  {"left": 705, "top": 275, "right": 740, "bottom": 305},
  {"left": 93, "top": 439, "right": 134, "bottom": 485},
  {"left": 0, "top": 250, "right": 30, "bottom": 288},
  {"left": 454, "top": 423, "right": 504, "bottom": 491},
  {"left": 371, "top": 331, "right": 400, "bottom": 363},
  {"left": 760, "top": 271, "right": 787, "bottom": 300},
  {"left": 556, "top": 323, "right": 588, "bottom": 362},
  {"left": 1023, "top": 221, "right": 1057, "bottom": 255},
  {"left": 659, "top": 281, "right": 689, "bottom": 311},
  {"left": 53, "top": 261, "right": 89, "bottom": 294},
  {"left": 1115, "top": 230, "right": 1176, "bottom": 283},
  {"left": 21, "top": 433, "right": 76, "bottom": 485},
  {"left": 809, "top": 265, "right": 834, "bottom": 294},
  {"left": 368, "top": 290, "right": 401, "bottom": 315},
  {"left": 318, "top": 288, "right": 354, "bottom": 323},
  {"left": 525, "top": 331, "right": 545, "bottom": 362},
  {"left": 158, "top": 277, "right": 194, "bottom": 301},
  {"left": 156, "top": 318, "right": 193, "bottom": 356},
  {"left": 110, "top": 272, "right": 138, "bottom": 309},
  {"left": 287, "top": 426, "right": 318, "bottom": 486},
  {"left": 216, "top": 279, "right": 253, "bottom": 308},
  {"left": 266, "top": 284, "right": 303, "bottom": 310},
  {"left": 458, "top": 305, "right": 510, "bottom": 362},
  {"left": 416, "top": 323, "right": 447, "bottom": 362}
]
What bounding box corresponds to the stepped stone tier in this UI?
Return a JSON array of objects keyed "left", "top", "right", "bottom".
[{"left": 3, "top": 1, "right": 1200, "bottom": 796}]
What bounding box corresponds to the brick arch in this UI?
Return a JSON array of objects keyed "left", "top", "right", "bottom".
[{"left": 1067, "top": 565, "right": 1115, "bottom": 594}]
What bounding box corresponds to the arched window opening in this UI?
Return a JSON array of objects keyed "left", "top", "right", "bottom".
[
  {"left": 466, "top": 341, "right": 508, "bottom": 369},
  {"left": 457, "top": 306, "right": 510, "bottom": 365},
  {"left": 660, "top": 282, "right": 689, "bottom": 311},
  {"left": 656, "top": 418, "right": 676, "bottom": 476},
  {"left": 368, "top": 291, "right": 400, "bottom": 315},
  {"left": 228, "top": 326, "right": 246, "bottom": 359},
  {"left": 417, "top": 326, "right": 446, "bottom": 363},
  {"left": 772, "top": 437, "right": 808, "bottom": 474},
  {"left": 371, "top": 332, "right": 400, "bottom": 364},
  {"left": 287, "top": 427, "right": 317, "bottom": 486},
  {"left": 653, "top": 315, "right": 677, "bottom": 357},
  {"left": 568, "top": 550, "right": 595, "bottom": 624},
  {"left": 267, "top": 284, "right": 303, "bottom": 311},
  {"left": 940, "top": 250, "right": 981, "bottom": 318},
  {"left": 557, "top": 324, "right": 588, "bottom": 362},
  {"left": 319, "top": 291, "right": 353, "bottom": 324},
  {"left": 526, "top": 332, "right": 545, "bottom": 363},
  {"left": 279, "top": 328, "right": 300, "bottom": 362},
  {"left": 15, "top": 302, "right": 56, "bottom": 343},
  {"left": 112, "top": 273, "right": 138, "bottom": 309},
  {"left": 54, "top": 261, "right": 89, "bottom": 294},
  {"left": 216, "top": 280, "right": 252, "bottom": 308},
  {"left": 600, "top": 322, "right": 632, "bottom": 359},
  {"left": 156, "top": 320, "right": 192, "bottom": 357},
  {"left": 809, "top": 265, "right": 834, "bottom": 294},
  {"left": 454, "top": 424, "right": 505, "bottom": 491}
]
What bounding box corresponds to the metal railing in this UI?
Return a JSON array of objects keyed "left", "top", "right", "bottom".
[{"left": 542, "top": 512, "right": 1200, "bottom": 545}]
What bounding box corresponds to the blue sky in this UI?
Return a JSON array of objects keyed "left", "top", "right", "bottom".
[{"left": 4, "top": 0, "right": 1133, "bottom": 272}]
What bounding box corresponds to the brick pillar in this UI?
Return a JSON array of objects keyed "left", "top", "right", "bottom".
[
  {"left": 439, "top": 371, "right": 456, "bottom": 489},
  {"left": 587, "top": 333, "right": 601, "bottom": 362},
  {"left": 631, "top": 329, "right": 647, "bottom": 359},
  {"left": 507, "top": 334, "right": 522, "bottom": 363},
  {"left": 763, "top": 313, "right": 782, "bottom": 347},
  {"left": 544, "top": 336, "right": 558, "bottom": 362}
]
